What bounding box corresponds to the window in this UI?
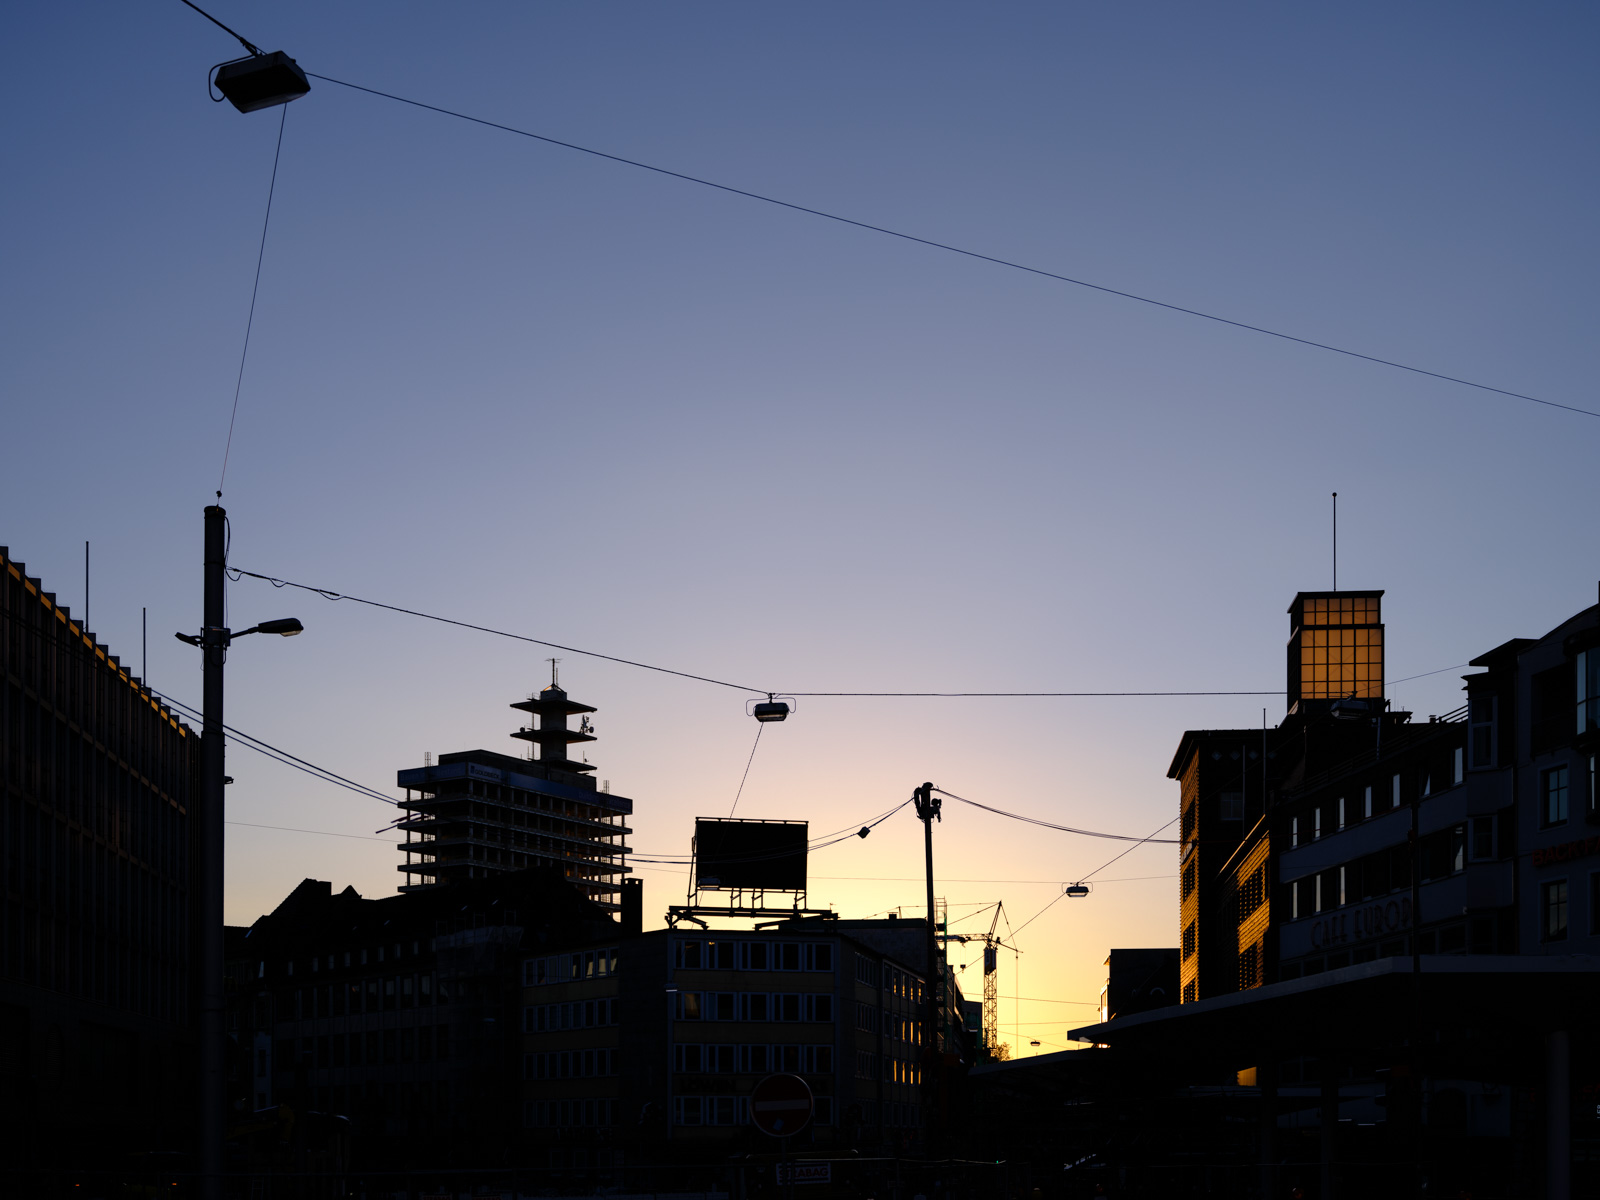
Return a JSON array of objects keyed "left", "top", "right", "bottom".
[
  {"left": 1291, "top": 816, "right": 1300, "bottom": 848},
  {"left": 1291, "top": 879, "right": 1300, "bottom": 921},
  {"left": 1363, "top": 786, "right": 1373, "bottom": 819},
  {"left": 1219, "top": 793, "right": 1243, "bottom": 822},
  {"left": 1182, "top": 861, "right": 1196, "bottom": 899},
  {"left": 1591, "top": 873, "right": 1600, "bottom": 936},
  {"left": 1314, "top": 808, "right": 1322, "bottom": 840},
  {"left": 1578, "top": 649, "right": 1599, "bottom": 736},
  {"left": 1544, "top": 766, "right": 1570, "bottom": 827},
  {"left": 1338, "top": 865, "right": 1347, "bottom": 907},
  {"left": 1469, "top": 694, "right": 1497, "bottom": 768},
  {"left": 1470, "top": 816, "right": 1495, "bottom": 862},
  {"left": 1542, "top": 879, "right": 1569, "bottom": 942},
  {"left": 1182, "top": 921, "right": 1196, "bottom": 959},
  {"left": 1392, "top": 774, "right": 1402, "bottom": 808},
  {"left": 1314, "top": 874, "right": 1324, "bottom": 914},
  {"left": 1337, "top": 798, "right": 1346, "bottom": 831},
  {"left": 1453, "top": 747, "right": 1464, "bottom": 786},
  {"left": 806, "top": 943, "right": 833, "bottom": 972}
]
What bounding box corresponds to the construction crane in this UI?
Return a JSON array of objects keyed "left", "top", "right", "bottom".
[{"left": 943, "top": 902, "right": 1019, "bottom": 1062}]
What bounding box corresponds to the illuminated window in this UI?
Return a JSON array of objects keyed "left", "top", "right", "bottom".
[{"left": 1289, "top": 592, "right": 1384, "bottom": 706}]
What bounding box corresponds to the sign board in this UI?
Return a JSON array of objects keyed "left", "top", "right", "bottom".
[
  {"left": 694, "top": 819, "right": 808, "bottom": 891},
  {"left": 750, "top": 1072, "right": 813, "bottom": 1137},
  {"left": 776, "top": 1162, "right": 832, "bottom": 1186}
]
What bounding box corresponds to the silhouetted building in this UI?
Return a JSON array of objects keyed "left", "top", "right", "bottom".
[
  {"left": 519, "top": 919, "right": 951, "bottom": 1166},
  {"left": 0, "top": 547, "right": 200, "bottom": 1172},
  {"left": 396, "top": 681, "right": 633, "bottom": 914},
  {"left": 1098, "top": 948, "right": 1178, "bottom": 1023},
  {"left": 226, "top": 867, "right": 613, "bottom": 1169},
  {"left": 1071, "top": 587, "right": 1600, "bottom": 1199}
]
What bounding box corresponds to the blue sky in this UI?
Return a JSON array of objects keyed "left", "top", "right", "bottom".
[{"left": 4, "top": 2, "right": 1596, "bottom": 1053}]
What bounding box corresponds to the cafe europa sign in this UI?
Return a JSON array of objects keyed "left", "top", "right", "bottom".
[{"left": 1311, "top": 896, "right": 1413, "bottom": 951}]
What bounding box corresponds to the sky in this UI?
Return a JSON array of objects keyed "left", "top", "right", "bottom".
[{"left": 4, "top": 2, "right": 1597, "bottom": 1057}]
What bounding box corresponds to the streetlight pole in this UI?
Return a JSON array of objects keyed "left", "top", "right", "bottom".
[
  {"left": 199, "top": 504, "right": 227, "bottom": 1200},
  {"left": 175, "top": 504, "right": 302, "bottom": 1200}
]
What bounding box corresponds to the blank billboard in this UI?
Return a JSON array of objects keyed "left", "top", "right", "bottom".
[{"left": 694, "top": 819, "right": 808, "bottom": 892}]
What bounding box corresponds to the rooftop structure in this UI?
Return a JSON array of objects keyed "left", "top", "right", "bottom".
[{"left": 395, "top": 682, "right": 634, "bottom": 911}]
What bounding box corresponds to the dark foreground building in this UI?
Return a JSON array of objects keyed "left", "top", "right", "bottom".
[
  {"left": 1060, "top": 588, "right": 1600, "bottom": 1200},
  {"left": 0, "top": 546, "right": 201, "bottom": 1173},
  {"left": 226, "top": 866, "right": 616, "bottom": 1170}
]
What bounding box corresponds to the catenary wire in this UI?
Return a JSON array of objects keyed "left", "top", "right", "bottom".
[
  {"left": 152, "top": 689, "right": 398, "bottom": 807},
  {"left": 176, "top": 0, "right": 262, "bottom": 56},
  {"left": 727, "top": 722, "right": 763, "bottom": 818},
  {"left": 218, "top": 103, "right": 288, "bottom": 497},
  {"left": 230, "top": 566, "right": 1280, "bottom": 699},
  {"left": 303, "top": 70, "right": 1600, "bottom": 423},
  {"left": 932, "top": 787, "right": 1179, "bottom": 843},
  {"left": 228, "top": 820, "right": 394, "bottom": 842},
  {"left": 228, "top": 568, "right": 767, "bottom": 693}
]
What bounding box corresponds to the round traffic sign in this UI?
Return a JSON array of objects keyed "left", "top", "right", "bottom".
[{"left": 750, "top": 1072, "right": 814, "bottom": 1137}]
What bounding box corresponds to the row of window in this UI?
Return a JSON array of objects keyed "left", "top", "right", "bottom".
[
  {"left": 524, "top": 1098, "right": 616, "bottom": 1129},
  {"left": 286, "top": 938, "right": 430, "bottom": 978},
  {"left": 673, "top": 1095, "right": 836, "bottom": 1127},
  {"left": 1289, "top": 760, "right": 1465, "bottom": 848},
  {"left": 1289, "top": 822, "right": 1484, "bottom": 919},
  {"left": 674, "top": 1043, "right": 833, "bottom": 1075},
  {"left": 524, "top": 1048, "right": 617, "bottom": 1080},
  {"left": 674, "top": 939, "right": 834, "bottom": 973},
  {"left": 524, "top": 947, "right": 618, "bottom": 986},
  {"left": 853, "top": 1050, "right": 921, "bottom": 1083},
  {"left": 275, "top": 1024, "right": 450, "bottom": 1071},
  {"left": 523, "top": 998, "right": 617, "bottom": 1032},
  {"left": 674, "top": 991, "right": 834, "bottom": 1023},
  {"left": 287, "top": 973, "right": 463, "bottom": 1018}
]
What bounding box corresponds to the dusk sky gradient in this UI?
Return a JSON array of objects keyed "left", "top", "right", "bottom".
[{"left": 4, "top": 2, "right": 1597, "bottom": 1055}]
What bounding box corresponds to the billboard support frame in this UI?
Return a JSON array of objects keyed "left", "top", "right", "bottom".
[{"left": 665, "top": 818, "right": 837, "bottom": 928}]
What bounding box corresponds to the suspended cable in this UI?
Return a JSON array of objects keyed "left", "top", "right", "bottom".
[
  {"left": 152, "top": 689, "right": 397, "bottom": 807},
  {"left": 304, "top": 70, "right": 1599, "bottom": 423},
  {"left": 230, "top": 567, "right": 1281, "bottom": 699},
  {"left": 218, "top": 102, "right": 288, "bottom": 497},
  {"left": 932, "top": 787, "right": 1179, "bottom": 844},
  {"left": 228, "top": 820, "right": 395, "bottom": 842},
  {"left": 727, "top": 722, "right": 763, "bottom": 817},
  {"left": 176, "top": 0, "right": 263, "bottom": 56},
  {"left": 228, "top": 568, "right": 767, "bottom": 693}
]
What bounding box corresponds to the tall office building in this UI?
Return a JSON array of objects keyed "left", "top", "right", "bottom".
[
  {"left": 396, "top": 682, "right": 633, "bottom": 914},
  {"left": 0, "top": 546, "right": 200, "bottom": 1169}
]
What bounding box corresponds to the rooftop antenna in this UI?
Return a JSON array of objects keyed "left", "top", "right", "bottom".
[
  {"left": 1331, "top": 492, "right": 1338, "bottom": 590},
  {"left": 547, "top": 657, "right": 561, "bottom": 688}
]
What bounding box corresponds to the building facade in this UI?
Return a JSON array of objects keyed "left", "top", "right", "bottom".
[
  {"left": 517, "top": 919, "right": 950, "bottom": 1167},
  {"left": 0, "top": 546, "right": 201, "bottom": 1171},
  {"left": 396, "top": 683, "right": 633, "bottom": 914},
  {"left": 226, "top": 867, "right": 615, "bottom": 1168}
]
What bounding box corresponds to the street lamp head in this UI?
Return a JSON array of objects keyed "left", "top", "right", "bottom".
[
  {"left": 255, "top": 618, "right": 303, "bottom": 636},
  {"left": 213, "top": 52, "right": 311, "bottom": 113}
]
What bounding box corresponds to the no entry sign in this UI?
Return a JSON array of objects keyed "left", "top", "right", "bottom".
[{"left": 750, "top": 1072, "right": 814, "bottom": 1137}]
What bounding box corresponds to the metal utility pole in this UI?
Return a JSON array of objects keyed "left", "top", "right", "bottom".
[
  {"left": 912, "top": 782, "right": 941, "bottom": 1146},
  {"left": 199, "top": 504, "right": 227, "bottom": 1200},
  {"left": 175, "top": 504, "right": 302, "bottom": 1200}
]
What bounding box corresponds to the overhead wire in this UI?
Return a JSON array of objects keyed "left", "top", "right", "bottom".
[
  {"left": 151, "top": 688, "right": 398, "bottom": 807},
  {"left": 301, "top": 70, "right": 1600, "bottom": 423},
  {"left": 932, "top": 787, "right": 1179, "bottom": 844},
  {"left": 727, "top": 722, "right": 763, "bottom": 817},
  {"left": 218, "top": 102, "right": 288, "bottom": 497},
  {"left": 231, "top": 566, "right": 1281, "bottom": 699}
]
